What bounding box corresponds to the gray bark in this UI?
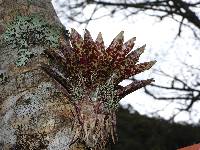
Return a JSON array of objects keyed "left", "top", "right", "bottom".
[{"left": 0, "top": 0, "right": 85, "bottom": 149}]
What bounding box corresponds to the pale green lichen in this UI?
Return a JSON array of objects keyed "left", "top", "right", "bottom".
[
  {"left": 90, "top": 74, "right": 120, "bottom": 110},
  {"left": 3, "top": 15, "right": 61, "bottom": 66},
  {"left": 70, "top": 85, "right": 85, "bottom": 101},
  {"left": 27, "top": 0, "right": 37, "bottom": 4},
  {"left": 69, "top": 77, "right": 85, "bottom": 101},
  {"left": 98, "top": 78, "right": 119, "bottom": 110},
  {"left": 68, "top": 73, "right": 119, "bottom": 110}
]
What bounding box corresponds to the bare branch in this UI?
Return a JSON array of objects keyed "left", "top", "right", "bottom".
[{"left": 60, "top": 0, "right": 200, "bottom": 38}]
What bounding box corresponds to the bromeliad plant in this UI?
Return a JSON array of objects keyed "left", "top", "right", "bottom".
[{"left": 42, "top": 29, "right": 156, "bottom": 149}]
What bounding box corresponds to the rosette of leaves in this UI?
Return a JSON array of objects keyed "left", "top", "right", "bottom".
[{"left": 42, "top": 29, "right": 156, "bottom": 149}]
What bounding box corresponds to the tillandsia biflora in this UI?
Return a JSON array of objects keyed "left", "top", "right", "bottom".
[{"left": 41, "top": 28, "right": 156, "bottom": 149}]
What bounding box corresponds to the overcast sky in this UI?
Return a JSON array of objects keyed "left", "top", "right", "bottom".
[{"left": 52, "top": 0, "right": 200, "bottom": 124}]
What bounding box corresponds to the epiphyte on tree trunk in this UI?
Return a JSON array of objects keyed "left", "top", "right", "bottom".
[{"left": 41, "top": 28, "right": 156, "bottom": 149}]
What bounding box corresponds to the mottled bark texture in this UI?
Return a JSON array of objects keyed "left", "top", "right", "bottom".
[
  {"left": 0, "top": 0, "right": 155, "bottom": 150},
  {"left": 0, "top": 0, "right": 76, "bottom": 150}
]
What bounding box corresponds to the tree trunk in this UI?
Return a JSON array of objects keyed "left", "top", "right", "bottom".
[
  {"left": 0, "top": 0, "right": 155, "bottom": 150},
  {"left": 0, "top": 0, "right": 81, "bottom": 149}
]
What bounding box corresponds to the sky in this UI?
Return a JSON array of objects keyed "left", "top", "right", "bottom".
[{"left": 52, "top": 0, "right": 200, "bottom": 124}]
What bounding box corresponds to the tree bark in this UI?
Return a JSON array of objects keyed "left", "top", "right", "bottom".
[{"left": 0, "top": 0, "right": 85, "bottom": 149}]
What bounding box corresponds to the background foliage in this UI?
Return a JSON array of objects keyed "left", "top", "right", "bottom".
[{"left": 112, "top": 106, "right": 200, "bottom": 150}]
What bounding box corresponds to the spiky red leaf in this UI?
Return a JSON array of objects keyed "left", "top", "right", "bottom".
[
  {"left": 113, "top": 37, "right": 136, "bottom": 68},
  {"left": 70, "top": 28, "right": 84, "bottom": 57},
  {"left": 117, "top": 78, "right": 154, "bottom": 99},
  {"left": 106, "top": 31, "right": 124, "bottom": 61}
]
